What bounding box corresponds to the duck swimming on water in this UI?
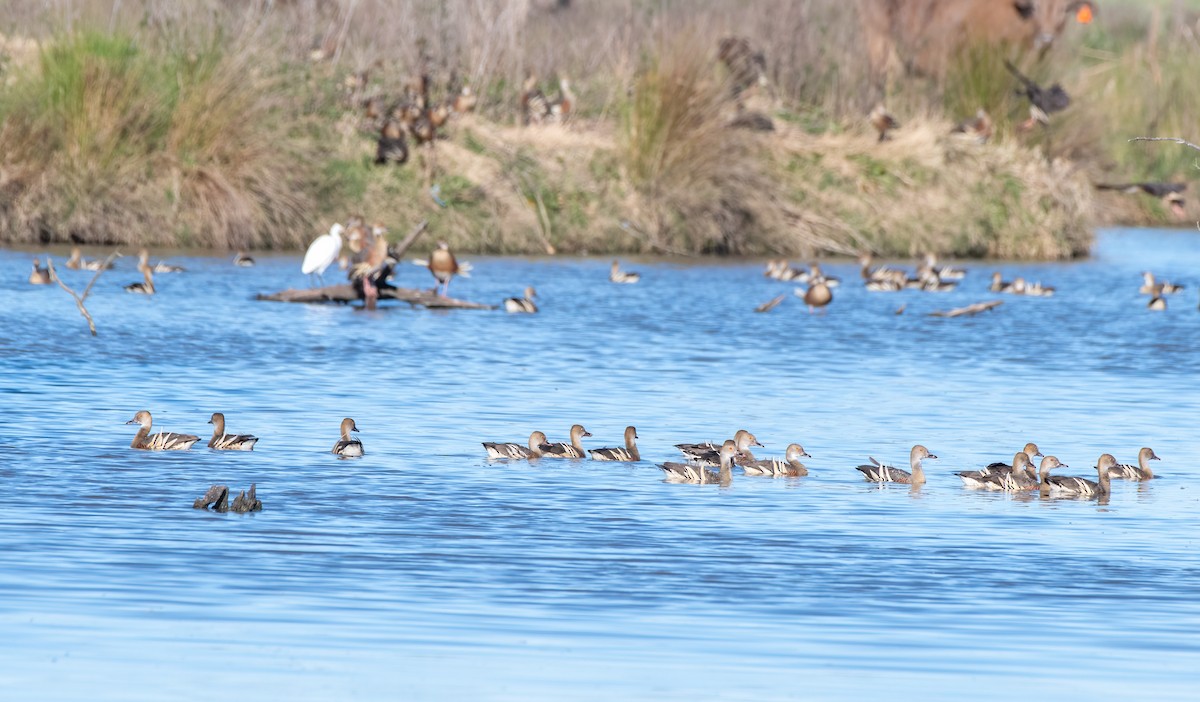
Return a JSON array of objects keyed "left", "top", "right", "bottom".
[
  {"left": 28, "top": 258, "right": 51, "bottom": 285},
  {"left": 678, "top": 429, "right": 762, "bottom": 465},
  {"left": 504, "top": 286, "right": 538, "bottom": 314},
  {"left": 207, "top": 412, "right": 259, "bottom": 451},
  {"left": 483, "top": 431, "right": 547, "bottom": 460},
  {"left": 588, "top": 426, "right": 641, "bottom": 461},
  {"left": 539, "top": 424, "right": 592, "bottom": 458},
  {"left": 1109, "top": 447, "right": 1159, "bottom": 481},
  {"left": 1040, "top": 454, "right": 1115, "bottom": 498},
  {"left": 126, "top": 410, "right": 200, "bottom": 450},
  {"left": 332, "top": 417, "right": 364, "bottom": 457},
  {"left": 741, "top": 443, "right": 810, "bottom": 477},
  {"left": 957, "top": 451, "right": 1034, "bottom": 489},
  {"left": 856, "top": 445, "right": 935, "bottom": 485},
  {"left": 660, "top": 440, "right": 741, "bottom": 485}
]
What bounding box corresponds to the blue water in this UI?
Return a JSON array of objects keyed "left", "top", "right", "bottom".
[{"left": 2, "top": 228, "right": 1199, "bottom": 700}]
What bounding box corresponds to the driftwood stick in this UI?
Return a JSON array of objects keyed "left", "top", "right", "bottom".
[
  {"left": 47, "top": 256, "right": 97, "bottom": 336},
  {"left": 929, "top": 300, "right": 1003, "bottom": 318},
  {"left": 1129, "top": 136, "right": 1200, "bottom": 153},
  {"left": 389, "top": 219, "right": 429, "bottom": 259},
  {"left": 257, "top": 283, "right": 494, "bottom": 309}
]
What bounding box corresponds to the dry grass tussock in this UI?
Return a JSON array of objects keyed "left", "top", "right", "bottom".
[
  {"left": 0, "top": 30, "right": 313, "bottom": 249},
  {"left": 772, "top": 121, "right": 1092, "bottom": 259}
]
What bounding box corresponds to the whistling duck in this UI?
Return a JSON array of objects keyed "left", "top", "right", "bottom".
[
  {"left": 126, "top": 410, "right": 199, "bottom": 450},
  {"left": 1140, "top": 272, "right": 1184, "bottom": 295},
  {"left": 807, "top": 263, "right": 840, "bottom": 287},
  {"left": 742, "top": 443, "right": 810, "bottom": 477},
  {"left": 984, "top": 443, "right": 1043, "bottom": 473},
  {"left": 233, "top": 251, "right": 255, "bottom": 267},
  {"left": 1110, "top": 447, "right": 1159, "bottom": 481},
  {"left": 66, "top": 247, "right": 112, "bottom": 271},
  {"left": 856, "top": 445, "right": 935, "bottom": 485},
  {"left": 1097, "top": 182, "right": 1187, "bottom": 218},
  {"left": 206, "top": 412, "right": 259, "bottom": 451},
  {"left": 987, "top": 455, "right": 1063, "bottom": 491},
  {"left": 680, "top": 429, "right": 763, "bottom": 465},
  {"left": 483, "top": 431, "right": 548, "bottom": 460},
  {"left": 504, "top": 286, "right": 538, "bottom": 314},
  {"left": 951, "top": 108, "right": 993, "bottom": 144},
  {"left": 923, "top": 253, "right": 965, "bottom": 280},
  {"left": 609, "top": 261, "right": 640, "bottom": 284},
  {"left": 957, "top": 451, "right": 1035, "bottom": 489},
  {"left": 1005, "top": 61, "right": 1069, "bottom": 130},
  {"left": 28, "top": 258, "right": 51, "bottom": 285},
  {"left": 989, "top": 272, "right": 1016, "bottom": 293},
  {"left": 302, "top": 223, "right": 344, "bottom": 286},
  {"left": 428, "top": 241, "right": 461, "bottom": 297},
  {"left": 375, "top": 119, "right": 409, "bottom": 165},
  {"left": 547, "top": 77, "right": 574, "bottom": 125},
  {"left": 332, "top": 417, "right": 363, "bottom": 457},
  {"left": 539, "top": 424, "right": 592, "bottom": 458},
  {"left": 452, "top": 85, "right": 477, "bottom": 114},
  {"left": 1041, "top": 454, "right": 1115, "bottom": 498},
  {"left": 139, "top": 249, "right": 184, "bottom": 273},
  {"left": 799, "top": 281, "right": 832, "bottom": 313},
  {"left": 870, "top": 104, "right": 898, "bottom": 142},
  {"left": 589, "top": 426, "right": 641, "bottom": 461},
  {"left": 521, "top": 74, "right": 549, "bottom": 126},
  {"left": 660, "top": 440, "right": 741, "bottom": 485},
  {"left": 124, "top": 267, "right": 155, "bottom": 294},
  {"left": 765, "top": 259, "right": 807, "bottom": 282}
]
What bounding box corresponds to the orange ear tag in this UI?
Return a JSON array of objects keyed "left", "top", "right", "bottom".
[{"left": 1076, "top": 4, "right": 1094, "bottom": 24}]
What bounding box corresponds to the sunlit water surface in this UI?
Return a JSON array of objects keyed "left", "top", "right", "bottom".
[{"left": 2, "top": 228, "right": 1199, "bottom": 700}]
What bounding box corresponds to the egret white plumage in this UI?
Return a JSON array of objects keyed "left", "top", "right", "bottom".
[{"left": 301, "top": 223, "right": 345, "bottom": 286}]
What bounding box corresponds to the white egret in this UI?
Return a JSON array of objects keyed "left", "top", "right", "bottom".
[{"left": 302, "top": 223, "right": 345, "bottom": 287}]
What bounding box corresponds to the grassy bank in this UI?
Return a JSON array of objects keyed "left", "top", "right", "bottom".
[{"left": 0, "top": 1, "right": 1195, "bottom": 257}]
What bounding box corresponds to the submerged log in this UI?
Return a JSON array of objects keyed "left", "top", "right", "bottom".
[
  {"left": 256, "top": 284, "right": 495, "bottom": 310},
  {"left": 929, "top": 300, "right": 1003, "bottom": 318}
]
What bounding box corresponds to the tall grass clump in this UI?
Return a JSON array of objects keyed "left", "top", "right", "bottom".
[
  {"left": 0, "top": 29, "right": 312, "bottom": 248},
  {"left": 621, "top": 37, "right": 781, "bottom": 255}
]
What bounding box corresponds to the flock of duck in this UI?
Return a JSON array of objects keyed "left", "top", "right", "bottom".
[
  {"left": 758, "top": 252, "right": 1193, "bottom": 313},
  {"left": 124, "top": 409, "right": 1158, "bottom": 501},
  {"left": 478, "top": 424, "right": 1155, "bottom": 499}
]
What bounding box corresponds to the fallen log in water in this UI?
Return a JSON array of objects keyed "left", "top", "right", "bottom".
[
  {"left": 256, "top": 284, "right": 495, "bottom": 310},
  {"left": 929, "top": 300, "right": 1003, "bottom": 318}
]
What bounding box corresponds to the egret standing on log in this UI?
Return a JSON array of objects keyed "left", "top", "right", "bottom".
[{"left": 302, "top": 223, "right": 345, "bottom": 287}]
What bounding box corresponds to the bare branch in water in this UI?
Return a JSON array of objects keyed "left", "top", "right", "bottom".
[
  {"left": 930, "top": 300, "right": 1003, "bottom": 318},
  {"left": 1130, "top": 136, "right": 1200, "bottom": 153},
  {"left": 47, "top": 251, "right": 119, "bottom": 336}
]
